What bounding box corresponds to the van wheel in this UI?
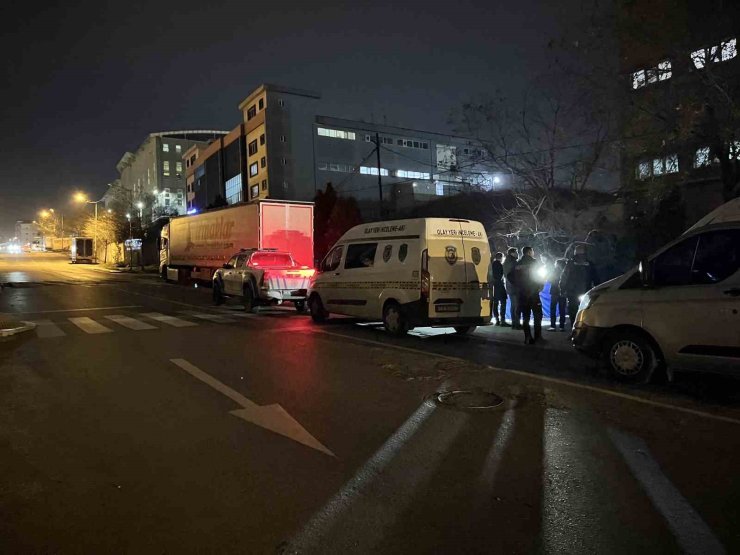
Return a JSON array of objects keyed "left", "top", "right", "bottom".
[
  {"left": 309, "top": 296, "right": 328, "bottom": 323},
  {"left": 243, "top": 285, "right": 255, "bottom": 313},
  {"left": 383, "top": 302, "right": 409, "bottom": 336},
  {"left": 603, "top": 330, "right": 657, "bottom": 383},
  {"left": 295, "top": 301, "right": 307, "bottom": 313},
  {"left": 213, "top": 281, "right": 225, "bottom": 305},
  {"left": 454, "top": 326, "right": 476, "bottom": 335}
]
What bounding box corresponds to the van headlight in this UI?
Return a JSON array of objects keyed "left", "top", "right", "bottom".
[{"left": 578, "top": 292, "right": 599, "bottom": 311}]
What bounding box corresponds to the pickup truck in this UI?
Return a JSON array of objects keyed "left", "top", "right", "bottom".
[{"left": 212, "top": 249, "right": 315, "bottom": 312}]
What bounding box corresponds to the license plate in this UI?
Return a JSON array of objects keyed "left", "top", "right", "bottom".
[{"left": 435, "top": 304, "right": 460, "bottom": 313}]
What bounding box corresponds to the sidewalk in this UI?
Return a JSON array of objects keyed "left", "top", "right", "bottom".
[{"left": 469, "top": 318, "right": 574, "bottom": 352}]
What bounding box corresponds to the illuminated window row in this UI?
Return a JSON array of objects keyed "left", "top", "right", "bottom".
[
  {"left": 360, "top": 166, "right": 389, "bottom": 176},
  {"left": 318, "top": 162, "right": 355, "bottom": 173},
  {"left": 395, "top": 169, "right": 430, "bottom": 180},
  {"left": 693, "top": 141, "right": 740, "bottom": 168},
  {"left": 225, "top": 175, "right": 242, "bottom": 205},
  {"left": 636, "top": 154, "right": 679, "bottom": 180},
  {"left": 631, "top": 60, "right": 672, "bottom": 89},
  {"left": 691, "top": 38, "right": 736, "bottom": 69},
  {"left": 318, "top": 127, "right": 356, "bottom": 140}
]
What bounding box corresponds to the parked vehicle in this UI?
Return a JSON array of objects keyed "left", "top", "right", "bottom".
[
  {"left": 159, "top": 200, "right": 314, "bottom": 283},
  {"left": 70, "top": 237, "right": 94, "bottom": 263},
  {"left": 212, "top": 249, "right": 314, "bottom": 312},
  {"left": 572, "top": 198, "right": 740, "bottom": 382},
  {"left": 307, "top": 218, "right": 492, "bottom": 335}
]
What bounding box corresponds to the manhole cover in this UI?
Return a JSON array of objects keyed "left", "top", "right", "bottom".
[{"left": 434, "top": 389, "right": 504, "bottom": 411}]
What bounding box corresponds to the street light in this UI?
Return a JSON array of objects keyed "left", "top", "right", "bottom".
[
  {"left": 136, "top": 201, "right": 144, "bottom": 220},
  {"left": 73, "top": 192, "right": 105, "bottom": 263}
]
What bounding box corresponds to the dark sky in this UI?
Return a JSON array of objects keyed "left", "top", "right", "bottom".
[{"left": 0, "top": 0, "right": 573, "bottom": 237}]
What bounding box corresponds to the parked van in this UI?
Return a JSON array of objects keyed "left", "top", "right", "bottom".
[
  {"left": 307, "top": 218, "right": 492, "bottom": 335},
  {"left": 572, "top": 198, "right": 740, "bottom": 382}
]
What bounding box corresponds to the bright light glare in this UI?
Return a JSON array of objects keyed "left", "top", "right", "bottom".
[
  {"left": 493, "top": 176, "right": 501, "bottom": 184},
  {"left": 125, "top": 213, "right": 131, "bottom": 218},
  {"left": 537, "top": 266, "right": 548, "bottom": 279},
  {"left": 578, "top": 294, "right": 585, "bottom": 302},
  {"left": 136, "top": 202, "right": 143, "bottom": 209},
  {"left": 73, "top": 192, "right": 88, "bottom": 203}
]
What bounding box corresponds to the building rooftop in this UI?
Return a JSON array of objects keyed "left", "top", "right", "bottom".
[{"left": 238, "top": 84, "right": 321, "bottom": 111}]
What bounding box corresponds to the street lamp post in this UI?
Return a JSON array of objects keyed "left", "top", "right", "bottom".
[{"left": 74, "top": 192, "right": 105, "bottom": 263}]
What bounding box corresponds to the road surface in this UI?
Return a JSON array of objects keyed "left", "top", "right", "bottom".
[{"left": 1, "top": 252, "right": 738, "bottom": 554}]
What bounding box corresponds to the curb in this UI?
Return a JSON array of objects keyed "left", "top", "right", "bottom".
[{"left": 0, "top": 320, "right": 37, "bottom": 338}]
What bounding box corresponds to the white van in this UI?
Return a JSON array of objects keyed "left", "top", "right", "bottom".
[
  {"left": 307, "top": 218, "right": 492, "bottom": 335},
  {"left": 572, "top": 198, "right": 740, "bottom": 382}
]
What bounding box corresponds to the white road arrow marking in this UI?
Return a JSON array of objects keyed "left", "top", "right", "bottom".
[{"left": 170, "top": 358, "right": 334, "bottom": 457}]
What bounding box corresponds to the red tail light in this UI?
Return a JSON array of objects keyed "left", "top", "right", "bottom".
[{"left": 420, "top": 249, "right": 430, "bottom": 301}]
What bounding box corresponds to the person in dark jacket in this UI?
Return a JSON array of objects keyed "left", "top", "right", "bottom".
[
  {"left": 490, "top": 252, "right": 508, "bottom": 326},
  {"left": 502, "top": 247, "right": 520, "bottom": 328},
  {"left": 548, "top": 257, "right": 567, "bottom": 331},
  {"left": 511, "top": 246, "right": 544, "bottom": 344},
  {"left": 559, "top": 244, "right": 599, "bottom": 328}
]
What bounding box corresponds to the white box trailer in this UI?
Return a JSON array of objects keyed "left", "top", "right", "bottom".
[{"left": 159, "top": 200, "right": 314, "bottom": 281}]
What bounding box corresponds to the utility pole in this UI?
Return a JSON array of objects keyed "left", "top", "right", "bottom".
[{"left": 375, "top": 132, "right": 383, "bottom": 218}]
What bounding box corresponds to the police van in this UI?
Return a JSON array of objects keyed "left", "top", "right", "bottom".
[
  {"left": 307, "top": 218, "right": 492, "bottom": 335},
  {"left": 573, "top": 198, "right": 740, "bottom": 382}
]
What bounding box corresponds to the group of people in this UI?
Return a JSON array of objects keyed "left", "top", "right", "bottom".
[{"left": 489, "top": 244, "right": 598, "bottom": 345}]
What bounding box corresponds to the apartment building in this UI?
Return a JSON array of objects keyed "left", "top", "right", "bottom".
[
  {"left": 618, "top": 0, "right": 740, "bottom": 241},
  {"left": 116, "top": 130, "right": 227, "bottom": 219},
  {"left": 15, "top": 220, "right": 38, "bottom": 247}
]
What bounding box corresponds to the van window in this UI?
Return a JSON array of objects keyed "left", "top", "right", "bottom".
[
  {"left": 691, "top": 230, "right": 740, "bottom": 284},
  {"left": 322, "top": 246, "right": 343, "bottom": 272},
  {"left": 652, "top": 236, "right": 698, "bottom": 287},
  {"left": 382, "top": 244, "right": 393, "bottom": 263},
  {"left": 399, "top": 243, "right": 408, "bottom": 262},
  {"left": 345, "top": 243, "right": 378, "bottom": 269}
]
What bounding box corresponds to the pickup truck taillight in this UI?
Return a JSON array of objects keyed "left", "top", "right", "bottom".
[{"left": 420, "top": 249, "right": 430, "bottom": 301}]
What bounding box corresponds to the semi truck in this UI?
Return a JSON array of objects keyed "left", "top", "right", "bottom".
[{"left": 159, "top": 200, "right": 314, "bottom": 282}]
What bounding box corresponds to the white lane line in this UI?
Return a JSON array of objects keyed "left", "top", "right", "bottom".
[
  {"left": 141, "top": 312, "right": 197, "bottom": 328},
  {"left": 104, "top": 314, "right": 157, "bottom": 330},
  {"left": 178, "top": 311, "right": 235, "bottom": 323},
  {"left": 311, "top": 330, "right": 740, "bottom": 426},
  {"left": 608, "top": 428, "right": 726, "bottom": 555},
  {"left": 13, "top": 305, "right": 143, "bottom": 315},
  {"left": 32, "top": 320, "right": 66, "bottom": 338},
  {"left": 68, "top": 317, "right": 113, "bottom": 334},
  {"left": 477, "top": 405, "right": 516, "bottom": 493}
]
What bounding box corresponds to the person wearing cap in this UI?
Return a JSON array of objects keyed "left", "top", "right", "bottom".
[{"left": 559, "top": 244, "right": 599, "bottom": 328}]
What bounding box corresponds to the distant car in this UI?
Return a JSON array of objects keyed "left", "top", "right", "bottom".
[{"left": 212, "top": 248, "right": 315, "bottom": 312}]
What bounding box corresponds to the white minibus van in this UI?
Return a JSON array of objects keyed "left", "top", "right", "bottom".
[
  {"left": 307, "top": 218, "right": 492, "bottom": 335},
  {"left": 572, "top": 198, "right": 740, "bottom": 382}
]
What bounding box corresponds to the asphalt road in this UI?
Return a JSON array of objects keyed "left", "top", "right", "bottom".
[{"left": 1, "top": 252, "right": 739, "bottom": 554}]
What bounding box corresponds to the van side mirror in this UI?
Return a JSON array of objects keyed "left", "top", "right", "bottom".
[{"left": 638, "top": 257, "right": 651, "bottom": 287}]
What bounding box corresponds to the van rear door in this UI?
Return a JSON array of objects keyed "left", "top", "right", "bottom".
[{"left": 426, "top": 219, "right": 483, "bottom": 320}]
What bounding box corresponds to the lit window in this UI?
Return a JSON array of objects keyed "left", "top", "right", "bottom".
[
  {"left": 721, "top": 38, "right": 737, "bottom": 61},
  {"left": 225, "top": 175, "right": 242, "bottom": 205},
  {"left": 691, "top": 48, "right": 706, "bottom": 69},
  {"left": 396, "top": 169, "right": 430, "bottom": 180},
  {"left": 636, "top": 161, "right": 651, "bottom": 180},
  {"left": 631, "top": 61, "right": 670, "bottom": 89},
  {"left": 692, "top": 38, "right": 737, "bottom": 69},
  {"left": 176, "top": 161, "right": 183, "bottom": 173},
  {"left": 248, "top": 140, "right": 258, "bottom": 156},
  {"left": 163, "top": 161, "right": 170, "bottom": 176},
  {"left": 694, "top": 147, "right": 711, "bottom": 168},
  {"left": 175, "top": 145, "right": 182, "bottom": 153},
  {"left": 163, "top": 143, "right": 170, "bottom": 152},
  {"left": 249, "top": 162, "right": 258, "bottom": 177},
  {"left": 730, "top": 141, "right": 740, "bottom": 160},
  {"left": 317, "top": 127, "right": 356, "bottom": 140},
  {"left": 653, "top": 158, "right": 664, "bottom": 176},
  {"left": 665, "top": 154, "right": 679, "bottom": 174},
  {"left": 360, "top": 166, "right": 389, "bottom": 176}
]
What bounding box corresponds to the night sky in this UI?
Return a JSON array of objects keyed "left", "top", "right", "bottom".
[{"left": 0, "top": 0, "right": 576, "bottom": 237}]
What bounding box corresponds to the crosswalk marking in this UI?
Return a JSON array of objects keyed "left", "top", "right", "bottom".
[
  {"left": 141, "top": 312, "right": 197, "bottom": 328},
  {"left": 33, "top": 319, "right": 66, "bottom": 338},
  {"left": 104, "top": 314, "right": 157, "bottom": 330},
  {"left": 68, "top": 316, "right": 113, "bottom": 334},
  {"left": 178, "top": 311, "right": 235, "bottom": 323}
]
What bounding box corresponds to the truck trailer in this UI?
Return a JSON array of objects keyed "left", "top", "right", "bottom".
[{"left": 159, "top": 200, "right": 314, "bottom": 282}]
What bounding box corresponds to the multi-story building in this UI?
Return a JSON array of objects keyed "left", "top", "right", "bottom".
[
  {"left": 15, "top": 220, "right": 38, "bottom": 246},
  {"left": 617, "top": 0, "right": 739, "bottom": 247},
  {"left": 187, "top": 84, "right": 506, "bottom": 218},
  {"left": 115, "top": 130, "right": 227, "bottom": 220}
]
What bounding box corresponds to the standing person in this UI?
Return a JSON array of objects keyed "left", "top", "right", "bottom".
[
  {"left": 511, "top": 246, "right": 544, "bottom": 344},
  {"left": 559, "top": 244, "right": 599, "bottom": 329},
  {"left": 548, "top": 257, "right": 567, "bottom": 331},
  {"left": 503, "top": 247, "right": 520, "bottom": 329},
  {"left": 490, "top": 252, "right": 509, "bottom": 326}
]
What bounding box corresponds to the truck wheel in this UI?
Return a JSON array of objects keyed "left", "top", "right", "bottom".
[
  {"left": 243, "top": 285, "right": 255, "bottom": 313},
  {"left": 212, "top": 281, "right": 224, "bottom": 305},
  {"left": 603, "top": 330, "right": 657, "bottom": 383},
  {"left": 309, "top": 296, "right": 328, "bottom": 323},
  {"left": 294, "top": 301, "right": 307, "bottom": 313},
  {"left": 454, "top": 326, "right": 476, "bottom": 335},
  {"left": 383, "top": 302, "right": 409, "bottom": 336}
]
